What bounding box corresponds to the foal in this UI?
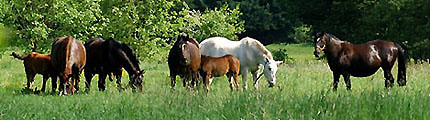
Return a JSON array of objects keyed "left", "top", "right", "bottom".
[
  {"left": 11, "top": 52, "right": 57, "bottom": 92},
  {"left": 200, "top": 55, "right": 240, "bottom": 92}
]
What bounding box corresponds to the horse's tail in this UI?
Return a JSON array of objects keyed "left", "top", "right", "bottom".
[
  {"left": 11, "top": 52, "right": 26, "bottom": 60},
  {"left": 395, "top": 43, "right": 407, "bottom": 86}
]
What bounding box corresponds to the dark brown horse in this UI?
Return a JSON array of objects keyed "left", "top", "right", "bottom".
[
  {"left": 168, "top": 33, "right": 201, "bottom": 89},
  {"left": 51, "top": 36, "right": 86, "bottom": 95},
  {"left": 11, "top": 52, "right": 57, "bottom": 92},
  {"left": 84, "top": 38, "right": 145, "bottom": 92},
  {"left": 314, "top": 32, "right": 406, "bottom": 90},
  {"left": 200, "top": 55, "right": 240, "bottom": 92}
]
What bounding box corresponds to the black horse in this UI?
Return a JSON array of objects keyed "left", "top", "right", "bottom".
[
  {"left": 168, "top": 33, "right": 201, "bottom": 89},
  {"left": 314, "top": 32, "right": 406, "bottom": 90},
  {"left": 84, "top": 38, "right": 145, "bottom": 92}
]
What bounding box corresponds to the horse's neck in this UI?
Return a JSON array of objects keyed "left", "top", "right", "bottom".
[
  {"left": 248, "top": 45, "right": 269, "bottom": 65},
  {"left": 325, "top": 37, "right": 345, "bottom": 59},
  {"left": 118, "top": 51, "right": 139, "bottom": 75}
]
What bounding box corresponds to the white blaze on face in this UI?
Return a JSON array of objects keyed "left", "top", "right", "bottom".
[
  {"left": 369, "top": 45, "right": 381, "bottom": 63},
  {"left": 263, "top": 59, "right": 278, "bottom": 86}
]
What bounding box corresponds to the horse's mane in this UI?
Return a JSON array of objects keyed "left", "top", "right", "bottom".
[
  {"left": 242, "top": 37, "right": 273, "bottom": 59},
  {"left": 120, "top": 43, "right": 140, "bottom": 66},
  {"left": 324, "top": 33, "right": 342, "bottom": 41},
  {"left": 187, "top": 37, "right": 200, "bottom": 48},
  {"left": 107, "top": 38, "right": 140, "bottom": 67}
]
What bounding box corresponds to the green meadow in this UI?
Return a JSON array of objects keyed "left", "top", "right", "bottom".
[{"left": 1, "top": 44, "right": 429, "bottom": 119}]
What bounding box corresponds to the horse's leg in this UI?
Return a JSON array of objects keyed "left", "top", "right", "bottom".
[
  {"left": 383, "top": 69, "right": 395, "bottom": 88},
  {"left": 25, "top": 72, "right": 35, "bottom": 89},
  {"left": 84, "top": 71, "right": 93, "bottom": 91},
  {"left": 342, "top": 73, "right": 351, "bottom": 90},
  {"left": 98, "top": 73, "right": 107, "bottom": 91},
  {"left": 183, "top": 75, "right": 187, "bottom": 88},
  {"left": 227, "top": 73, "right": 234, "bottom": 91},
  {"left": 108, "top": 73, "right": 114, "bottom": 82},
  {"left": 170, "top": 75, "right": 176, "bottom": 89},
  {"left": 51, "top": 74, "right": 57, "bottom": 93},
  {"left": 73, "top": 71, "right": 81, "bottom": 94},
  {"left": 332, "top": 72, "right": 340, "bottom": 91},
  {"left": 115, "top": 71, "right": 123, "bottom": 90},
  {"left": 59, "top": 75, "right": 65, "bottom": 95},
  {"left": 41, "top": 75, "right": 49, "bottom": 92},
  {"left": 205, "top": 74, "right": 211, "bottom": 92},
  {"left": 251, "top": 71, "right": 259, "bottom": 90},
  {"left": 241, "top": 68, "right": 249, "bottom": 90},
  {"left": 234, "top": 72, "right": 240, "bottom": 91}
]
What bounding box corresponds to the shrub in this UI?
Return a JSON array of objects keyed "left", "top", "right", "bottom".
[
  {"left": 0, "top": 0, "right": 245, "bottom": 62},
  {"left": 272, "top": 48, "right": 294, "bottom": 64}
]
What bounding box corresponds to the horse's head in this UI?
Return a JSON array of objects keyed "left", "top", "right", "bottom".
[
  {"left": 176, "top": 34, "right": 192, "bottom": 65},
  {"left": 314, "top": 32, "right": 327, "bottom": 59},
  {"left": 130, "top": 69, "right": 145, "bottom": 91},
  {"left": 262, "top": 57, "right": 283, "bottom": 87}
]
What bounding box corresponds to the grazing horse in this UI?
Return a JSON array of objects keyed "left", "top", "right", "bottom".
[
  {"left": 313, "top": 32, "right": 407, "bottom": 90},
  {"left": 168, "top": 33, "right": 201, "bottom": 89},
  {"left": 51, "top": 36, "right": 86, "bottom": 95},
  {"left": 84, "top": 38, "right": 145, "bottom": 92},
  {"left": 11, "top": 52, "right": 57, "bottom": 92},
  {"left": 200, "top": 37, "right": 282, "bottom": 90},
  {"left": 200, "top": 55, "right": 240, "bottom": 92}
]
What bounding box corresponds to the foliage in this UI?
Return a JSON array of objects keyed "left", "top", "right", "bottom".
[
  {"left": 289, "top": 23, "right": 313, "bottom": 43},
  {"left": 0, "top": 0, "right": 245, "bottom": 62},
  {"left": 177, "top": 3, "right": 244, "bottom": 41},
  {"left": 270, "top": 47, "right": 294, "bottom": 64},
  {"left": 185, "top": 0, "right": 301, "bottom": 44},
  {"left": 186, "top": 0, "right": 430, "bottom": 61}
]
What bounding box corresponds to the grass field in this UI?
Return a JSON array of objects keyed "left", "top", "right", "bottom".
[{"left": 1, "top": 44, "right": 430, "bottom": 119}]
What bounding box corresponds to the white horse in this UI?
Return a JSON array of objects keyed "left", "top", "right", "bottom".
[{"left": 200, "top": 37, "right": 282, "bottom": 89}]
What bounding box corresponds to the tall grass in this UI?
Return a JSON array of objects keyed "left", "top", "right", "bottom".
[{"left": 0, "top": 45, "right": 429, "bottom": 119}]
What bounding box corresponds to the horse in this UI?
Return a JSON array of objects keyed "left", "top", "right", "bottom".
[
  {"left": 200, "top": 55, "right": 240, "bottom": 92},
  {"left": 313, "top": 32, "right": 407, "bottom": 90},
  {"left": 168, "top": 33, "right": 201, "bottom": 89},
  {"left": 51, "top": 36, "right": 86, "bottom": 95},
  {"left": 11, "top": 52, "right": 57, "bottom": 92},
  {"left": 200, "top": 37, "right": 282, "bottom": 90},
  {"left": 84, "top": 38, "right": 145, "bottom": 92}
]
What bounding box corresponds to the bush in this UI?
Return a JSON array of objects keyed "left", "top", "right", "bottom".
[
  {"left": 290, "top": 23, "right": 313, "bottom": 43},
  {"left": 271, "top": 48, "right": 294, "bottom": 64},
  {"left": 177, "top": 3, "right": 244, "bottom": 41},
  {"left": 0, "top": 0, "right": 245, "bottom": 62}
]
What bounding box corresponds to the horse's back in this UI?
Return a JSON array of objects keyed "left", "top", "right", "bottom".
[
  {"left": 51, "top": 36, "right": 86, "bottom": 72},
  {"left": 200, "top": 37, "right": 240, "bottom": 57},
  {"left": 84, "top": 38, "right": 105, "bottom": 68},
  {"left": 26, "top": 52, "right": 53, "bottom": 74},
  {"left": 71, "top": 38, "right": 86, "bottom": 70}
]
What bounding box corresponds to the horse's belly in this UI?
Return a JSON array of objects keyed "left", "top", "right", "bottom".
[{"left": 348, "top": 67, "right": 379, "bottom": 77}]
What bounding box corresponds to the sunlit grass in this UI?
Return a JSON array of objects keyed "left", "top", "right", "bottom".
[{"left": 0, "top": 45, "right": 429, "bottom": 119}]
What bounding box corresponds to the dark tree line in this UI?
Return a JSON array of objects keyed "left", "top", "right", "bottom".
[{"left": 186, "top": 0, "right": 430, "bottom": 61}]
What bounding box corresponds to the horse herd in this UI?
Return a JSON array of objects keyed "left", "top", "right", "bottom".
[{"left": 11, "top": 32, "right": 407, "bottom": 95}]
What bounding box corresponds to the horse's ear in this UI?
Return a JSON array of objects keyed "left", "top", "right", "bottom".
[{"left": 276, "top": 61, "right": 283, "bottom": 65}]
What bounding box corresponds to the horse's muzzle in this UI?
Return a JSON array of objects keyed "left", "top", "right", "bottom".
[
  {"left": 314, "top": 51, "right": 320, "bottom": 59},
  {"left": 268, "top": 83, "right": 274, "bottom": 88}
]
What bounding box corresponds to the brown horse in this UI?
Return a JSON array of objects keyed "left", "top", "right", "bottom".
[
  {"left": 84, "top": 38, "right": 145, "bottom": 92},
  {"left": 51, "top": 36, "right": 86, "bottom": 95},
  {"left": 314, "top": 32, "right": 406, "bottom": 90},
  {"left": 200, "top": 55, "right": 240, "bottom": 92},
  {"left": 168, "top": 33, "right": 201, "bottom": 89},
  {"left": 11, "top": 52, "right": 57, "bottom": 92}
]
